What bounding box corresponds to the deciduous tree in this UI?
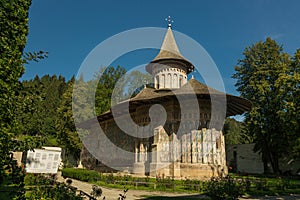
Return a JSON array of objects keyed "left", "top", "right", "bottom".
[{"left": 233, "top": 38, "right": 299, "bottom": 174}]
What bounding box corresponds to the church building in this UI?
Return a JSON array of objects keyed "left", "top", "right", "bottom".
[{"left": 79, "top": 22, "right": 251, "bottom": 179}]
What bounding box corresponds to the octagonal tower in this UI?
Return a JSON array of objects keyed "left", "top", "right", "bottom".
[{"left": 146, "top": 25, "right": 194, "bottom": 89}]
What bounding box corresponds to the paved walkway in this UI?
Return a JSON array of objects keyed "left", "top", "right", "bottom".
[{"left": 56, "top": 172, "right": 300, "bottom": 200}]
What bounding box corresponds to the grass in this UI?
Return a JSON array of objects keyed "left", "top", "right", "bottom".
[
  {"left": 91, "top": 179, "right": 203, "bottom": 194},
  {"left": 62, "top": 168, "right": 300, "bottom": 196},
  {"left": 228, "top": 173, "right": 300, "bottom": 196}
]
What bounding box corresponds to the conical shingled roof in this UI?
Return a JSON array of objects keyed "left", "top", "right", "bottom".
[
  {"left": 146, "top": 27, "right": 194, "bottom": 74},
  {"left": 153, "top": 27, "right": 182, "bottom": 60}
]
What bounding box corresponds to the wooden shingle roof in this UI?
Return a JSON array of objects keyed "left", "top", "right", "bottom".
[
  {"left": 95, "top": 79, "right": 251, "bottom": 121},
  {"left": 146, "top": 27, "right": 194, "bottom": 74}
]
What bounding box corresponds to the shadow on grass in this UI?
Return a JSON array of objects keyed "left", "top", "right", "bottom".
[
  {"left": 240, "top": 194, "right": 300, "bottom": 200},
  {"left": 141, "top": 194, "right": 209, "bottom": 200},
  {"left": 0, "top": 188, "right": 18, "bottom": 200}
]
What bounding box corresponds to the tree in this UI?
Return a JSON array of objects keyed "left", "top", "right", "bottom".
[
  {"left": 0, "top": 0, "right": 31, "bottom": 198},
  {"left": 63, "top": 67, "right": 152, "bottom": 164},
  {"left": 223, "top": 118, "right": 252, "bottom": 145},
  {"left": 56, "top": 77, "right": 82, "bottom": 164},
  {"left": 280, "top": 49, "right": 300, "bottom": 159},
  {"left": 123, "top": 70, "right": 153, "bottom": 98},
  {"left": 233, "top": 38, "right": 299, "bottom": 174},
  {"left": 15, "top": 75, "right": 44, "bottom": 137},
  {"left": 15, "top": 75, "right": 68, "bottom": 147},
  {"left": 94, "top": 66, "right": 126, "bottom": 115}
]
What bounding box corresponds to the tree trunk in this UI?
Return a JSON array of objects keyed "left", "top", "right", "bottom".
[
  {"left": 262, "top": 152, "right": 270, "bottom": 174},
  {"left": 270, "top": 151, "right": 280, "bottom": 174},
  {"left": 263, "top": 159, "right": 268, "bottom": 174}
]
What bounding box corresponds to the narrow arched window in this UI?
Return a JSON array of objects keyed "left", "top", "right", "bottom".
[
  {"left": 156, "top": 75, "right": 159, "bottom": 89},
  {"left": 167, "top": 73, "right": 171, "bottom": 88},
  {"left": 174, "top": 74, "right": 178, "bottom": 88},
  {"left": 179, "top": 75, "right": 183, "bottom": 87},
  {"left": 161, "top": 74, "right": 165, "bottom": 88}
]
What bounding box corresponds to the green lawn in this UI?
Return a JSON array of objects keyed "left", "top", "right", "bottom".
[{"left": 62, "top": 168, "right": 300, "bottom": 196}]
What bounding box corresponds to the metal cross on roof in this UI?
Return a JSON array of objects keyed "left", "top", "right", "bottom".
[{"left": 165, "top": 16, "right": 174, "bottom": 28}]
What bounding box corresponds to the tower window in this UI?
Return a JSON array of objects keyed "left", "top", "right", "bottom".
[
  {"left": 174, "top": 74, "right": 178, "bottom": 88},
  {"left": 167, "top": 73, "right": 171, "bottom": 88},
  {"left": 179, "top": 75, "right": 183, "bottom": 87},
  {"left": 162, "top": 74, "right": 165, "bottom": 88}
]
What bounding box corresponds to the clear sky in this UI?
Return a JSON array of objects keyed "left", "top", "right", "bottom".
[{"left": 24, "top": 0, "right": 300, "bottom": 96}]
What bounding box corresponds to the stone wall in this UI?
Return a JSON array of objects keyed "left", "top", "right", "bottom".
[
  {"left": 146, "top": 126, "right": 227, "bottom": 178},
  {"left": 226, "top": 143, "right": 300, "bottom": 175},
  {"left": 226, "top": 144, "right": 264, "bottom": 174}
]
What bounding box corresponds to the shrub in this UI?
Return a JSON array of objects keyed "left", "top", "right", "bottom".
[
  {"left": 66, "top": 178, "right": 72, "bottom": 185},
  {"left": 24, "top": 174, "right": 55, "bottom": 186},
  {"left": 134, "top": 177, "right": 150, "bottom": 187},
  {"left": 275, "top": 177, "right": 291, "bottom": 191},
  {"left": 183, "top": 178, "right": 204, "bottom": 191},
  {"left": 90, "top": 185, "right": 103, "bottom": 198},
  {"left": 106, "top": 172, "right": 115, "bottom": 184},
  {"left": 25, "top": 175, "right": 82, "bottom": 200},
  {"left": 156, "top": 176, "right": 174, "bottom": 190},
  {"left": 122, "top": 175, "right": 134, "bottom": 182},
  {"left": 255, "top": 179, "right": 268, "bottom": 191},
  {"left": 206, "top": 176, "right": 247, "bottom": 200},
  {"left": 62, "top": 168, "right": 100, "bottom": 182},
  {"left": 26, "top": 182, "right": 83, "bottom": 200}
]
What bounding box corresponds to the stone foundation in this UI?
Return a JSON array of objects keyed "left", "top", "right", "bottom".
[
  {"left": 180, "top": 163, "right": 227, "bottom": 179},
  {"left": 132, "top": 162, "right": 145, "bottom": 175}
]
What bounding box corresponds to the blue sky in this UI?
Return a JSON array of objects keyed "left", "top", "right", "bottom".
[{"left": 24, "top": 0, "right": 300, "bottom": 96}]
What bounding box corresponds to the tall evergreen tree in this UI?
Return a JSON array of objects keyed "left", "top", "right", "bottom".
[
  {"left": 56, "top": 77, "right": 82, "bottom": 164},
  {"left": 223, "top": 118, "right": 252, "bottom": 145},
  {"left": 16, "top": 75, "right": 67, "bottom": 146}
]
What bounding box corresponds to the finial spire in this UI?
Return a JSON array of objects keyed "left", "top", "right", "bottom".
[{"left": 165, "top": 16, "right": 174, "bottom": 28}]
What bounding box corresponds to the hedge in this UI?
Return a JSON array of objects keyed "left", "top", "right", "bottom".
[{"left": 61, "top": 168, "right": 100, "bottom": 182}]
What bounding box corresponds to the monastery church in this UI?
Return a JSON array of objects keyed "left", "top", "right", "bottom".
[{"left": 79, "top": 22, "right": 251, "bottom": 179}]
